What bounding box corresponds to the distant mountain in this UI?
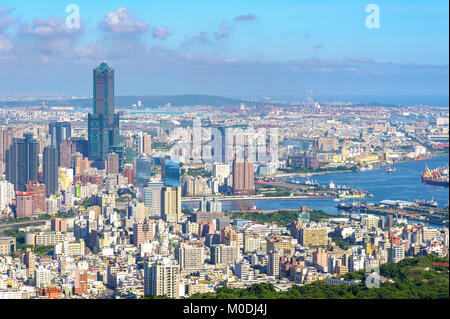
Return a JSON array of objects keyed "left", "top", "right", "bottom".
[{"left": 0, "top": 95, "right": 261, "bottom": 108}]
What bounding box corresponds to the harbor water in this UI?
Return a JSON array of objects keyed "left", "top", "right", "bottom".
[{"left": 183, "top": 155, "right": 449, "bottom": 217}]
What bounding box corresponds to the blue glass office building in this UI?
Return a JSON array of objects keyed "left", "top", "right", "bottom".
[
  {"left": 135, "top": 158, "right": 152, "bottom": 187},
  {"left": 162, "top": 159, "right": 181, "bottom": 187}
]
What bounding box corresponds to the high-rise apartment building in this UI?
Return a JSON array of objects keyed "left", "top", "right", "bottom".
[
  {"left": 34, "top": 267, "right": 51, "bottom": 288},
  {"left": 0, "top": 178, "right": 15, "bottom": 211},
  {"left": 74, "top": 268, "right": 88, "bottom": 295},
  {"left": 220, "top": 226, "right": 239, "bottom": 246},
  {"left": 144, "top": 259, "right": 180, "bottom": 298},
  {"left": 175, "top": 243, "right": 205, "bottom": 271},
  {"left": 25, "top": 181, "right": 46, "bottom": 213},
  {"left": 267, "top": 250, "right": 282, "bottom": 277},
  {"left": 0, "top": 237, "right": 16, "bottom": 256},
  {"left": 388, "top": 245, "right": 405, "bottom": 263},
  {"left": 106, "top": 152, "right": 119, "bottom": 175},
  {"left": 200, "top": 197, "right": 222, "bottom": 213},
  {"left": 211, "top": 244, "right": 240, "bottom": 266},
  {"left": 59, "top": 140, "right": 76, "bottom": 168},
  {"left": 143, "top": 181, "right": 164, "bottom": 218},
  {"left": 232, "top": 155, "right": 254, "bottom": 195},
  {"left": 212, "top": 163, "right": 230, "bottom": 184},
  {"left": 16, "top": 192, "right": 33, "bottom": 219},
  {"left": 75, "top": 156, "right": 90, "bottom": 176},
  {"left": 143, "top": 134, "right": 152, "bottom": 156},
  {"left": 51, "top": 217, "right": 67, "bottom": 232},
  {"left": 123, "top": 164, "right": 134, "bottom": 184},
  {"left": 132, "top": 219, "right": 155, "bottom": 247},
  {"left": 161, "top": 187, "right": 181, "bottom": 223},
  {"left": 24, "top": 248, "right": 36, "bottom": 277},
  {"left": 299, "top": 227, "right": 328, "bottom": 247},
  {"left": 312, "top": 247, "right": 328, "bottom": 272},
  {"left": 267, "top": 236, "right": 294, "bottom": 256}
]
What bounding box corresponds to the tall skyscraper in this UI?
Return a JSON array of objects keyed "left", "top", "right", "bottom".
[
  {"left": 5, "top": 133, "right": 39, "bottom": 192},
  {"left": 43, "top": 145, "right": 59, "bottom": 197},
  {"left": 88, "top": 61, "right": 120, "bottom": 167},
  {"left": 232, "top": 155, "right": 254, "bottom": 195},
  {"left": 49, "top": 122, "right": 71, "bottom": 148}
]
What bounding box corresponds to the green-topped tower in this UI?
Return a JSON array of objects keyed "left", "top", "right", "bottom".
[{"left": 88, "top": 60, "right": 120, "bottom": 169}]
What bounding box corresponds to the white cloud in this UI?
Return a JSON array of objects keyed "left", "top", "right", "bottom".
[
  {"left": 214, "top": 24, "right": 231, "bottom": 40},
  {"left": 0, "top": 6, "right": 14, "bottom": 31},
  {"left": 20, "top": 17, "right": 81, "bottom": 37},
  {"left": 0, "top": 35, "right": 12, "bottom": 51},
  {"left": 100, "top": 7, "right": 149, "bottom": 34},
  {"left": 153, "top": 26, "right": 172, "bottom": 40},
  {"left": 75, "top": 41, "right": 103, "bottom": 58}
]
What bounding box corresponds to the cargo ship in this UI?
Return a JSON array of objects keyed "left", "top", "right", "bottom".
[
  {"left": 336, "top": 201, "right": 360, "bottom": 211},
  {"left": 421, "top": 165, "right": 449, "bottom": 187},
  {"left": 414, "top": 198, "right": 439, "bottom": 208}
]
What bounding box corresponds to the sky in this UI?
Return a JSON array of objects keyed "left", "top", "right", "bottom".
[{"left": 0, "top": 0, "right": 448, "bottom": 103}]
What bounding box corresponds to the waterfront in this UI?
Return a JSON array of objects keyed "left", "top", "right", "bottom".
[{"left": 183, "top": 155, "right": 449, "bottom": 216}]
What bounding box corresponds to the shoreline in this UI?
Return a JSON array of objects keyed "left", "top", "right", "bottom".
[{"left": 273, "top": 152, "right": 449, "bottom": 178}]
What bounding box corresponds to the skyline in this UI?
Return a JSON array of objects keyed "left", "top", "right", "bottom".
[
  {"left": 0, "top": 1, "right": 448, "bottom": 102},
  {"left": 0, "top": 21, "right": 448, "bottom": 301}
]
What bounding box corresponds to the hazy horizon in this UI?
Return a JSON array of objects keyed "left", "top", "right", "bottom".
[{"left": 1, "top": 1, "right": 448, "bottom": 101}]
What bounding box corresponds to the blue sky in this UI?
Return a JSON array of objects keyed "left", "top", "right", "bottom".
[{"left": 0, "top": 0, "right": 448, "bottom": 103}]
